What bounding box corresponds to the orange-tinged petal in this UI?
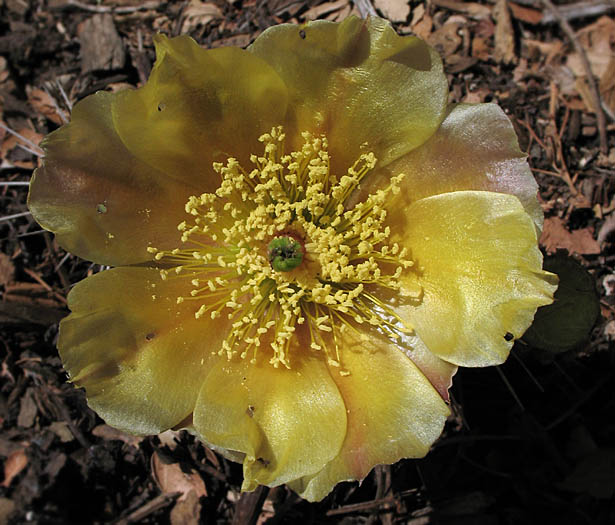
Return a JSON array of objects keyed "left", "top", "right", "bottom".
[
  {"left": 288, "top": 329, "right": 450, "bottom": 502},
  {"left": 28, "top": 92, "right": 200, "bottom": 266},
  {"left": 377, "top": 103, "right": 543, "bottom": 230},
  {"left": 400, "top": 332, "right": 457, "bottom": 402},
  {"left": 59, "top": 267, "right": 230, "bottom": 435},
  {"left": 394, "top": 191, "right": 557, "bottom": 367},
  {"left": 192, "top": 328, "right": 346, "bottom": 489},
  {"left": 114, "top": 34, "right": 289, "bottom": 182},
  {"left": 28, "top": 35, "right": 289, "bottom": 266},
  {"left": 249, "top": 16, "right": 447, "bottom": 174}
]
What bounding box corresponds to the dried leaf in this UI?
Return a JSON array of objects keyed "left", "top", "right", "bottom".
[
  {"left": 1, "top": 449, "right": 27, "bottom": 488},
  {"left": 92, "top": 424, "right": 144, "bottom": 447},
  {"left": 540, "top": 217, "right": 601, "bottom": 255},
  {"left": 373, "top": 0, "right": 410, "bottom": 23},
  {"left": 508, "top": 2, "right": 543, "bottom": 25},
  {"left": 427, "top": 22, "right": 462, "bottom": 58},
  {"left": 27, "top": 88, "right": 65, "bottom": 126},
  {"left": 410, "top": 4, "right": 433, "bottom": 40},
  {"left": 170, "top": 490, "right": 201, "bottom": 525},
  {"left": 304, "top": 0, "right": 346, "bottom": 21},
  {"left": 151, "top": 451, "right": 207, "bottom": 501},
  {"left": 493, "top": 0, "right": 516, "bottom": 64},
  {"left": 180, "top": 1, "right": 222, "bottom": 34},
  {"left": 566, "top": 16, "right": 615, "bottom": 113},
  {"left": 432, "top": 0, "right": 491, "bottom": 19}
]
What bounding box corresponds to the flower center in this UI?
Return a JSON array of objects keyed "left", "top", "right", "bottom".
[
  {"left": 268, "top": 235, "right": 304, "bottom": 272},
  {"left": 148, "top": 126, "right": 417, "bottom": 370}
]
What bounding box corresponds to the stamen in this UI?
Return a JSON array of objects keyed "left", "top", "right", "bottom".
[{"left": 149, "top": 126, "right": 419, "bottom": 370}]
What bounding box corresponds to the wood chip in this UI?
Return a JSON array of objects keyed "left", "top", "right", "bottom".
[
  {"left": 17, "top": 389, "right": 37, "bottom": 428},
  {"left": 0, "top": 253, "right": 15, "bottom": 287},
  {"left": 78, "top": 13, "right": 126, "bottom": 73}
]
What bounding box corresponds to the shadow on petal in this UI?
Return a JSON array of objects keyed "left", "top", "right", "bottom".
[{"left": 60, "top": 267, "right": 231, "bottom": 435}]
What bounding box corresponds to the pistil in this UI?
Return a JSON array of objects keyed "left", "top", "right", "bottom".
[{"left": 268, "top": 236, "right": 304, "bottom": 272}]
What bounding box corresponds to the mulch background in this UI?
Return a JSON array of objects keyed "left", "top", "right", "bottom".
[{"left": 1, "top": 0, "right": 614, "bottom": 523}]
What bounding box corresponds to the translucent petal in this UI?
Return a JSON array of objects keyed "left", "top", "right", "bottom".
[
  {"left": 28, "top": 92, "right": 200, "bottom": 266},
  {"left": 59, "top": 267, "right": 230, "bottom": 434},
  {"left": 399, "top": 332, "right": 457, "bottom": 402},
  {"left": 394, "top": 191, "right": 557, "bottom": 367},
  {"left": 28, "top": 35, "right": 289, "bottom": 266},
  {"left": 288, "top": 328, "right": 450, "bottom": 502},
  {"left": 192, "top": 329, "right": 346, "bottom": 489},
  {"left": 375, "top": 103, "right": 544, "bottom": 231},
  {"left": 114, "top": 34, "right": 289, "bottom": 179},
  {"left": 249, "top": 16, "right": 448, "bottom": 174}
]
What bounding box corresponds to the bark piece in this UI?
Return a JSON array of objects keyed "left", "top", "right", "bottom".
[{"left": 78, "top": 14, "right": 126, "bottom": 73}]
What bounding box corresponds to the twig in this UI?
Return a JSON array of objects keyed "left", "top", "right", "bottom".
[
  {"left": 0, "top": 211, "right": 32, "bottom": 223},
  {"left": 353, "top": 0, "right": 377, "bottom": 18},
  {"left": 52, "top": 0, "right": 165, "bottom": 14},
  {"left": 16, "top": 143, "right": 43, "bottom": 158},
  {"left": 0, "top": 181, "right": 30, "bottom": 187},
  {"left": 327, "top": 490, "right": 419, "bottom": 516},
  {"left": 231, "top": 485, "right": 269, "bottom": 525},
  {"left": 56, "top": 78, "right": 73, "bottom": 113},
  {"left": 368, "top": 465, "right": 393, "bottom": 525},
  {"left": 545, "top": 373, "right": 612, "bottom": 430},
  {"left": 495, "top": 366, "right": 525, "bottom": 411},
  {"left": 114, "top": 492, "right": 181, "bottom": 525},
  {"left": 542, "top": 0, "right": 608, "bottom": 155},
  {"left": 512, "top": 0, "right": 614, "bottom": 24},
  {"left": 43, "top": 86, "right": 69, "bottom": 124}
]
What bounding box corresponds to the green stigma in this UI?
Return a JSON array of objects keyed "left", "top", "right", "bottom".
[{"left": 268, "top": 236, "right": 304, "bottom": 272}]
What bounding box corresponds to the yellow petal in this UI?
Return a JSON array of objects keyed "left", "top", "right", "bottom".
[
  {"left": 373, "top": 103, "right": 543, "bottom": 231},
  {"left": 288, "top": 328, "right": 450, "bottom": 502},
  {"left": 28, "top": 92, "right": 200, "bottom": 266},
  {"left": 249, "top": 16, "right": 447, "bottom": 174},
  {"left": 59, "top": 267, "right": 230, "bottom": 434},
  {"left": 192, "top": 330, "right": 346, "bottom": 489},
  {"left": 114, "top": 34, "right": 289, "bottom": 182},
  {"left": 394, "top": 191, "right": 557, "bottom": 367},
  {"left": 28, "top": 34, "right": 289, "bottom": 266}
]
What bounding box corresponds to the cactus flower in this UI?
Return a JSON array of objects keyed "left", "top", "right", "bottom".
[{"left": 28, "top": 17, "right": 556, "bottom": 501}]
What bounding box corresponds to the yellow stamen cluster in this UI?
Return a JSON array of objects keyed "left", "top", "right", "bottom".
[{"left": 148, "top": 127, "right": 416, "bottom": 369}]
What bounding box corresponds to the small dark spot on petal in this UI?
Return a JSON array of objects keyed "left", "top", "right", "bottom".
[
  {"left": 504, "top": 332, "right": 514, "bottom": 341},
  {"left": 257, "top": 457, "right": 270, "bottom": 466},
  {"left": 246, "top": 405, "right": 255, "bottom": 418},
  {"left": 299, "top": 29, "right": 306, "bottom": 39},
  {"left": 157, "top": 103, "right": 166, "bottom": 112},
  {"left": 145, "top": 332, "right": 156, "bottom": 341},
  {"left": 96, "top": 203, "right": 107, "bottom": 214}
]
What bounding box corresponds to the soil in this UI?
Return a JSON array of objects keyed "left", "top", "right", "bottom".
[{"left": 1, "top": 1, "right": 614, "bottom": 524}]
